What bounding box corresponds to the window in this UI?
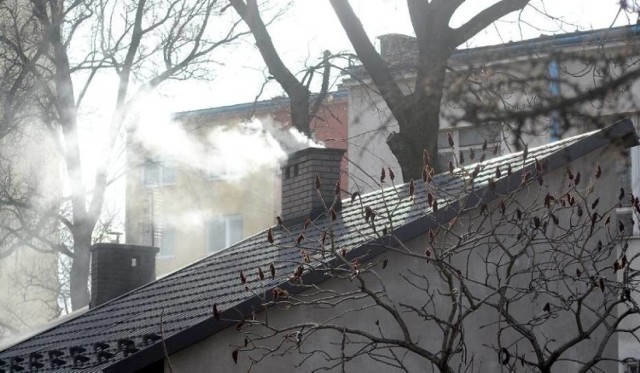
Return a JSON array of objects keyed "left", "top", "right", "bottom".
[
  {"left": 624, "top": 358, "right": 640, "bottom": 373},
  {"left": 159, "top": 228, "right": 176, "bottom": 258},
  {"left": 208, "top": 156, "right": 233, "bottom": 180},
  {"left": 207, "top": 215, "right": 243, "bottom": 253},
  {"left": 143, "top": 159, "right": 176, "bottom": 187},
  {"left": 437, "top": 124, "right": 502, "bottom": 170}
]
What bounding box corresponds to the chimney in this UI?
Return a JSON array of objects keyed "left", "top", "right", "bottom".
[
  {"left": 90, "top": 243, "right": 159, "bottom": 308},
  {"left": 377, "top": 33, "right": 417, "bottom": 57},
  {"left": 281, "top": 147, "right": 345, "bottom": 224}
]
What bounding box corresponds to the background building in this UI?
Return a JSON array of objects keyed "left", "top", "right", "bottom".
[{"left": 125, "top": 91, "right": 348, "bottom": 276}]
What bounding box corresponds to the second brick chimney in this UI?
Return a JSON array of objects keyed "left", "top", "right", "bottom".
[
  {"left": 90, "top": 243, "right": 158, "bottom": 308},
  {"left": 281, "top": 147, "right": 345, "bottom": 224}
]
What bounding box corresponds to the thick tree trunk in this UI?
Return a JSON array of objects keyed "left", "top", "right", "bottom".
[
  {"left": 387, "top": 62, "right": 446, "bottom": 180},
  {"left": 69, "top": 227, "right": 91, "bottom": 309}
]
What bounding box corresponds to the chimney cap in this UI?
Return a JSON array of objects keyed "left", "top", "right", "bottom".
[
  {"left": 284, "top": 147, "right": 345, "bottom": 161},
  {"left": 90, "top": 243, "right": 159, "bottom": 253}
]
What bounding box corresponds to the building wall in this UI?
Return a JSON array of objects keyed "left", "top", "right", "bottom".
[
  {"left": 344, "top": 41, "right": 640, "bottom": 192},
  {"left": 166, "top": 140, "right": 626, "bottom": 372}
]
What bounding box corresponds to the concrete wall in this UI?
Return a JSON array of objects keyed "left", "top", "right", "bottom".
[{"left": 166, "top": 140, "right": 628, "bottom": 371}]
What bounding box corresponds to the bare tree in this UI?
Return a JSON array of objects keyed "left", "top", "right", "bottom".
[
  {"left": 328, "top": 0, "right": 640, "bottom": 182},
  {"left": 0, "top": 0, "right": 246, "bottom": 309},
  {"left": 229, "top": 0, "right": 340, "bottom": 137},
  {"left": 224, "top": 131, "right": 640, "bottom": 372}
]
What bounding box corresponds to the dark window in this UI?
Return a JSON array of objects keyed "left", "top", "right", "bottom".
[{"left": 624, "top": 358, "right": 640, "bottom": 373}]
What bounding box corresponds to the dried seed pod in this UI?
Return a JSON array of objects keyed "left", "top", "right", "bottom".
[
  {"left": 574, "top": 172, "right": 581, "bottom": 186},
  {"left": 423, "top": 149, "right": 431, "bottom": 166},
  {"left": 270, "top": 263, "right": 276, "bottom": 279},
  {"left": 501, "top": 348, "right": 510, "bottom": 365},
  {"left": 472, "top": 165, "right": 480, "bottom": 179},
  {"left": 544, "top": 193, "right": 553, "bottom": 208},
  {"left": 522, "top": 144, "right": 528, "bottom": 160},
  {"left": 258, "top": 267, "right": 265, "bottom": 281},
  {"left": 382, "top": 258, "right": 388, "bottom": 269},
  {"left": 335, "top": 180, "right": 341, "bottom": 195},
  {"left": 595, "top": 163, "right": 602, "bottom": 179},
  {"left": 388, "top": 168, "right": 395, "bottom": 181},
  {"left": 469, "top": 148, "right": 475, "bottom": 160},
  {"left": 496, "top": 166, "right": 501, "bottom": 178},
  {"left": 297, "top": 234, "right": 305, "bottom": 245},
  {"left": 351, "top": 191, "right": 360, "bottom": 202},
  {"left": 232, "top": 348, "right": 238, "bottom": 364},
  {"left": 380, "top": 167, "right": 386, "bottom": 183},
  {"left": 240, "top": 271, "right": 246, "bottom": 285},
  {"left": 315, "top": 174, "right": 321, "bottom": 189},
  {"left": 447, "top": 132, "right": 454, "bottom": 147},
  {"left": 409, "top": 179, "right": 415, "bottom": 197},
  {"left": 213, "top": 304, "right": 220, "bottom": 320},
  {"left": 365, "top": 206, "right": 373, "bottom": 222},
  {"left": 543, "top": 302, "right": 551, "bottom": 313},
  {"left": 267, "top": 228, "right": 274, "bottom": 244},
  {"left": 276, "top": 216, "right": 283, "bottom": 225}
]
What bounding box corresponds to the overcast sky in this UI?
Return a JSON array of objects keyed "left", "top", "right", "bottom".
[{"left": 153, "top": 0, "right": 633, "bottom": 113}]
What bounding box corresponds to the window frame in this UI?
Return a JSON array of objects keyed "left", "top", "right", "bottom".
[
  {"left": 158, "top": 227, "right": 176, "bottom": 259},
  {"left": 206, "top": 215, "right": 244, "bottom": 253},
  {"left": 143, "top": 159, "right": 177, "bottom": 187}
]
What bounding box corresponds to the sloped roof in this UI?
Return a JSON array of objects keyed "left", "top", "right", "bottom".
[
  {"left": 0, "top": 120, "right": 636, "bottom": 373},
  {"left": 172, "top": 90, "right": 348, "bottom": 122}
]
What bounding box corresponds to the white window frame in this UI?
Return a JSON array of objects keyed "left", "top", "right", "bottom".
[
  {"left": 143, "top": 159, "right": 176, "bottom": 187},
  {"left": 158, "top": 227, "right": 176, "bottom": 258},
  {"left": 437, "top": 124, "right": 502, "bottom": 169},
  {"left": 206, "top": 215, "right": 244, "bottom": 253}
]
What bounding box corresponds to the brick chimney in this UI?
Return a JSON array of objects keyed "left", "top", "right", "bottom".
[
  {"left": 90, "top": 243, "right": 158, "bottom": 308},
  {"left": 281, "top": 148, "right": 345, "bottom": 224},
  {"left": 377, "top": 34, "right": 417, "bottom": 57}
]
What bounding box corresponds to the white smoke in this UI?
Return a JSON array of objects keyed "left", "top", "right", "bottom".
[{"left": 130, "top": 94, "right": 325, "bottom": 180}]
